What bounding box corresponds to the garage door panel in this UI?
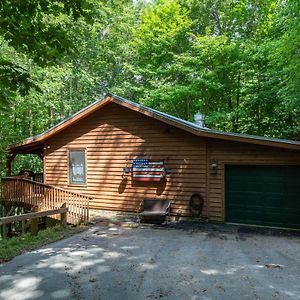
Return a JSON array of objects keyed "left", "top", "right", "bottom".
[
  {"left": 263, "top": 195, "right": 282, "bottom": 206},
  {"left": 264, "top": 210, "right": 282, "bottom": 224},
  {"left": 228, "top": 192, "right": 264, "bottom": 204},
  {"left": 226, "top": 165, "right": 300, "bottom": 229},
  {"left": 286, "top": 213, "right": 300, "bottom": 228}
]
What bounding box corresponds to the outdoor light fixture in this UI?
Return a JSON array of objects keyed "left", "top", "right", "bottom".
[{"left": 210, "top": 160, "right": 219, "bottom": 170}]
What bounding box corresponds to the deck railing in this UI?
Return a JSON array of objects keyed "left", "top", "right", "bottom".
[
  {"left": 33, "top": 173, "right": 44, "bottom": 183},
  {"left": 9, "top": 172, "right": 44, "bottom": 183},
  {"left": 1, "top": 177, "right": 91, "bottom": 225}
]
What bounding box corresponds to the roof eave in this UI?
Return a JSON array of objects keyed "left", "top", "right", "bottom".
[
  {"left": 109, "top": 96, "right": 300, "bottom": 151},
  {"left": 7, "top": 94, "right": 300, "bottom": 152}
]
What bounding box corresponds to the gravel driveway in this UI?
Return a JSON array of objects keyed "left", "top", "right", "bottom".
[{"left": 1, "top": 222, "right": 300, "bottom": 300}]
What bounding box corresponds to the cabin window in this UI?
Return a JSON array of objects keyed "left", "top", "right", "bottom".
[{"left": 69, "top": 150, "right": 86, "bottom": 185}]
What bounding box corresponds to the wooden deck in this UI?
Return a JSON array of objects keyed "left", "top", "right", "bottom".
[{"left": 1, "top": 177, "right": 91, "bottom": 225}]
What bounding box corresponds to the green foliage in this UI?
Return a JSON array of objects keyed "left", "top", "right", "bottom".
[
  {"left": 115, "top": 0, "right": 300, "bottom": 139},
  {"left": 0, "top": 224, "right": 85, "bottom": 261},
  {"left": 0, "top": 0, "right": 299, "bottom": 176},
  {"left": 0, "top": 0, "right": 97, "bottom": 106},
  {"left": 0, "top": 0, "right": 95, "bottom": 63}
]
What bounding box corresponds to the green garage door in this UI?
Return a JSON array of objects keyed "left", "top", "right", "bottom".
[{"left": 225, "top": 165, "right": 300, "bottom": 229}]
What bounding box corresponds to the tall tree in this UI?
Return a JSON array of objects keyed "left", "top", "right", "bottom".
[{"left": 0, "top": 0, "right": 96, "bottom": 106}]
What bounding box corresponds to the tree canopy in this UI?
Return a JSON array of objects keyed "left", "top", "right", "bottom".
[{"left": 0, "top": 0, "right": 299, "bottom": 173}]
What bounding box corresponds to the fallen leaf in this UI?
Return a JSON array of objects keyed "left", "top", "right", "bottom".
[
  {"left": 265, "top": 264, "right": 283, "bottom": 269},
  {"left": 216, "top": 285, "right": 225, "bottom": 292}
]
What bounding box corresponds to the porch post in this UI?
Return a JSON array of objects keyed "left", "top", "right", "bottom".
[
  {"left": 6, "top": 153, "right": 16, "bottom": 176},
  {"left": 3, "top": 153, "right": 16, "bottom": 237}
]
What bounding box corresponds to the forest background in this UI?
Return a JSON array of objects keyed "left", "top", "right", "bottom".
[{"left": 0, "top": 0, "right": 299, "bottom": 174}]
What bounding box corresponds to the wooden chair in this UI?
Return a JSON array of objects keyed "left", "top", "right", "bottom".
[{"left": 137, "top": 199, "right": 172, "bottom": 225}]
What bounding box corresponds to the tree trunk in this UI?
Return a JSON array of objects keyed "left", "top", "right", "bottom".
[
  {"left": 48, "top": 106, "right": 54, "bottom": 127},
  {"left": 184, "top": 97, "right": 190, "bottom": 120},
  {"left": 235, "top": 73, "right": 241, "bottom": 131},
  {"left": 60, "top": 88, "right": 65, "bottom": 120},
  {"left": 29, "top": 103, "right": 33, "bottom": 137}
]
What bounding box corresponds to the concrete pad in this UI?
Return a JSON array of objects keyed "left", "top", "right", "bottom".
[{"left": 1, "top": 224, "right": 300, "bottom": 300}]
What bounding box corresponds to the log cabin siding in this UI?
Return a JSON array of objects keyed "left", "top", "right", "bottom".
[
  {"left": 207, "top": 139, "right": 300, "bottom": 221},
  {"left": 43, "top": 101, "right": 300, "bottom": 221},
  {"left": 44, "top": 103, "right": 208, "bottom": 217}
]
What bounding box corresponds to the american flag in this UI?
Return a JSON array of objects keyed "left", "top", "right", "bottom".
[{"left": 132, "top": 159, "right": 165, "bottom": 182}]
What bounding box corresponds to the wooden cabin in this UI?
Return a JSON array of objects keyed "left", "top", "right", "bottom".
[{"left": 5, "top": 94, "right": 300, "bottom": 228}]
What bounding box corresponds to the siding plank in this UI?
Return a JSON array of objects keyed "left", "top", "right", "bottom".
[{"left": 45, "top": 103, "right": 207, "bottom": 217}]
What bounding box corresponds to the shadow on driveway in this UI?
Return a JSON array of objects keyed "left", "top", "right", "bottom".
[{"left": 1, "top": 222, "right": 300, "bottom": 300}]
